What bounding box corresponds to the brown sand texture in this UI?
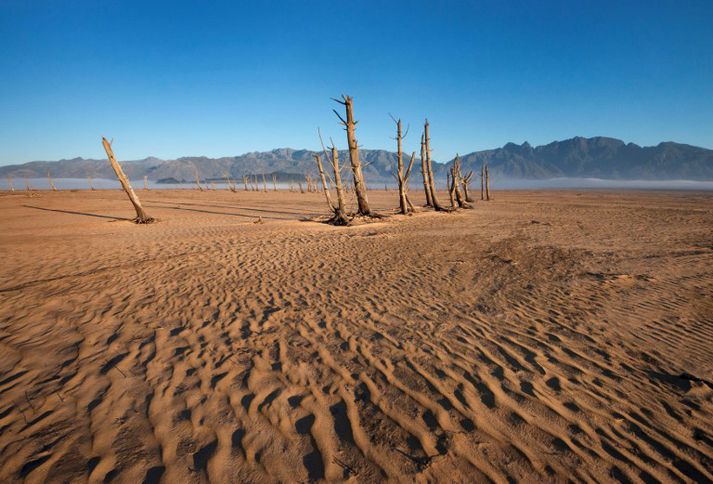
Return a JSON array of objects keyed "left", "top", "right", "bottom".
[{"left": 0, "top": 189, "right": 712, "bottom": 483}]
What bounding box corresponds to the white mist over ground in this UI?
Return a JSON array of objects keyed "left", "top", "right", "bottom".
[{"left": 2, "top": 177, "right": 713, "bottom": 191}]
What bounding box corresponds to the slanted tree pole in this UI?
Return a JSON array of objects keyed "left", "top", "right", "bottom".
[
  {"left": 88, "top": 176, "right": 95, "bottom": 191},
  {"left": 334, "top": 95, "right": 371, "bottom": 216},
  {"left": 424, "top": 119, "right": 447, "bottom": 211},
  {"left": 313, "top": 154, "right": 336, "bottom": 212},
  {"left": 402, "top": 152, "right": 416, "bottom": 213},
  {"left": 101, "top": 137, "right": 153, "bottom": 224}
]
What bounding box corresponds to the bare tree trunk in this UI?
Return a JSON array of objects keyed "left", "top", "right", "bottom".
[
  {"left": 48, "top": 171, "right": 58, "bottom": 191},
  {"left": 101, "top": 137, "right": 153, "bottom": 224},
  {"left": 424, "top": 119, "right": 447, "bottom": 211},
  {"left": 485, "top": 165, "right": 491, "bottom": 201},
  {"left": 6, "top": 176, "right": 14, "bottom": 192},
  {"left": 243, "top": 175, "right": 249, "bottom": 191},
  {"left": 394, "top": 119, "right": 410, "bottom": 215},
  {"left": 480, "top": 164, "right": 485, "bottom": 200},
  {"left": 224, "top": 172, "right": 236, "bottom": 192},
  {"left": 334, "top": 95, "right": 371, "bottom": 216},
  {"left": 272, "top": 175, "right": 277, "bottom": 191},
  {"left": 298, "top": 181, "right": 304, "bottom": 193},
  {"left": 194, "top": 167, "right": 204, "bottom": 191},
  {"left": 420, "top": 134, "right": 433, "bottom": 207},
  {"left": 143, "top": 175, "right": 149, "bottom": 191},
  {"left": 447, "top": 172, "right": 455, "bottom": 207},
  {"left": 452, "top": 155, "right": 471, "bottom": 208},
  {"left": 88, "top": 176, "right": 95, "bottom": 191},
  {"left": 462, "top": 171, "right": 474, "bottom": 202},
  {"left": 313, "top": 154, "right": 335, "bottom": 213}
]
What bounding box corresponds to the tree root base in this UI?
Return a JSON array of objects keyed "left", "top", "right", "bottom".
[{"left": 133, "top": 217, "right": 156, "bottom": 224}]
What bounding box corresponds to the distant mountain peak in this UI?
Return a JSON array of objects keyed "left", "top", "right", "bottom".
[{"left": 2, "top": 137, "right": 712, "bottom": 181}]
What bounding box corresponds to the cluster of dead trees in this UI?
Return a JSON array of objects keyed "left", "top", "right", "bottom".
[
  {"left": 95, "top": 94, "right": 492, "bottom": 225},
  {"left": 311, "top": 95, "right": 493, "bottom": 225}
]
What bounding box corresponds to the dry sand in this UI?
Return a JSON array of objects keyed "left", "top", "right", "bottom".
[{"left": 0, "top": 188, "right": 712, "bottom": 483}]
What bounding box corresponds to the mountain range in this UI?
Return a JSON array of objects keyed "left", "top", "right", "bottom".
[{"left": 1, "top": 137, "right": 712, "bottom": 183}]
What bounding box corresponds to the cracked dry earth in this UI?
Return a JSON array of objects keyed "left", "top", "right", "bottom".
[{"left": 0, "top": 189, "right": 712, "bottom": 483}]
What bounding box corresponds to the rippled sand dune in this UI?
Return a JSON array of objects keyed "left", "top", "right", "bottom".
[{"left": 0, "top": 189, "right": 712, "bottom": 483}]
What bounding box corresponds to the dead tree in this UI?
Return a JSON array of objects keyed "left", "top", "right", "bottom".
[
  {"left": 485, "top": 164, "right": 491, "bottom": 201},
  {"left": 313, "top": 154, "right": 335, "bottom": 211},
  {"left": 243, "top": 175, "right": 249, "bottom": 191},
  {"left": 424, "top": 120, "right": 449, "bottom": 211},
  {"left": 143, "top": 175, "right": 149, "bottom": 191},
  {"left": 224, "top": 172, "right": 236, "bottom": 192},
  {"left": 6, "top": 176, "right": 14, "bottom": 192},
  {"left": 480, "top": 164, "right": 485, "bottom": 200},
  {"left": 451, "top": 155, "right": 472, "bottom": 208},
  {"left": 272, "top": 175, "right": 277, "bottom": 191},
  {"left": 101, "top": 137, "right": 153, "bottom": 223},
  {"left": 462, "top": 171, "right": 474, "bottom": 202},
  {"left": 47, "top": 171, "right": 58, "bottom": 191},
  {"left": 447, "top": 172, "right": 455, "bottom": 207},
  {"left": 298, "top": 181, "right": 304, "bottom": 193},
  {"left": 88, "top": 176, "right": 95, "bottom": 191},
  {"left": 194, "top": 167, "right": 204, "bottom": 191},
  {"left": 420, "top": 135, "right": 432, "bottom": 207},
  {"left": 333, "top": 95, "right": 371, "bottom": 216},
  {"left": 391, "top": 116, "right": 416, "bottom": 214},
  {"left": 261, "top": 174, "right": 267, "bottom": 192}
]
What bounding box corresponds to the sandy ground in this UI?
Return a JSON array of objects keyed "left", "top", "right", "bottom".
[{"left": 0, "top": 188, "right": 712, "bottom": 483}]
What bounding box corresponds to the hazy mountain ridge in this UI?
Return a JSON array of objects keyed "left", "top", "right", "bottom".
[{"left": 2, "top": 137, "right": 712, "bottom": 182}]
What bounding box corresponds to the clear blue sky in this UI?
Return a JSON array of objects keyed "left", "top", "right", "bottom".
[{"left": 1, "top": 0, "right": 712, "bottom": 165}]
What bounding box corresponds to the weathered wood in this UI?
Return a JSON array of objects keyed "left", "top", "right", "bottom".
[
  {"left": 424, "top": 120, "right": 448, "bottom": 211},
  {"left": 313, "top": 154, "right": 335, "bottom": 211},
  {"left": 420, "top": 134, "right": 432, "bottom": 207},
  {"left": 48, "top": 171, "right": 58, "bottom": 191},
  {"left": 452, "top": 155, "right": 471, "bottom": 208},
  {"left": 485, "top": 165, "right": 491, "bottom": 201},
  {"left": 394, "top": 119, "right": 411, "bottom": 214},
  {"left": 462, "top": 171, "right": 474, "bottom": 202},
  {"left": 143, "top": 175, "right": 149, "bottom": 191},
  {"left": 194, "top": 167, "right": 204, "bottom": 191},
  {"left": 6, "top": 176, "right": 14, "bottom": 192},
  {"left": 224, "top": 172, "right": 236, "bottom": 192},
  {"left": 88, "top": 176, "right": 95, "bottom": 191},
  {"left": 101, "top": 137, "right": 153, "bottom": 224},
  {"left": 480, "top": 164, "right": 485, "bottom": 200},
  {"left": 334, "top": 95, "right": 371, "bottom": 216}
]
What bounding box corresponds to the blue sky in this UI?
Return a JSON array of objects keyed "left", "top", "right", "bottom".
[{"left": 1, "top": 0, "right": 711, "bottom": 164}]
